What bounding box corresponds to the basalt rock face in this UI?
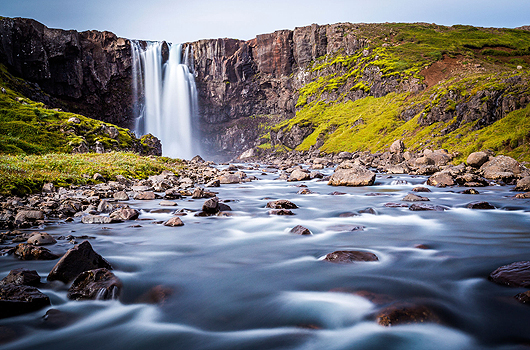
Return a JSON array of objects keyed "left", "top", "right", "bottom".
[
  {"left": 0, "top": 17, "right": 133, "bottom": 127},
  {"left": 187, "top": 24, "right": 378, "bottom": 158}
]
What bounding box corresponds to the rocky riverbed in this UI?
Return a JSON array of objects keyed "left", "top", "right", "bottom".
[{"left": 0, "top": 150, "right": 530, "bottom": 349}]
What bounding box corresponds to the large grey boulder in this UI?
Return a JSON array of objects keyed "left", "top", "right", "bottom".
[{"left": 328, "top": 166, "right": 375, "bottom": 186}]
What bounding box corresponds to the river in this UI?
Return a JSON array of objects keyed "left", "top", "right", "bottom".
[{"left": 1, "top": 164, "right": 530, "bottom": 350}]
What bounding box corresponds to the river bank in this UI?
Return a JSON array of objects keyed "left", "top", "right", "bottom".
[{"left": 1, "top": 150, "right": 530, "bottom": 349}]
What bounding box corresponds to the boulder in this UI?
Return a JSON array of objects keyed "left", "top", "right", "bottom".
[
  {"left": 323, "top": 250, "right": 379, "bottom": 263},
  {"left": 515, "top": 176, "right": 530, "bottom": 192},
  {"left": 159, "top": 200, "right": 177, "bottom": 206},
  {"left": 164, "top": 217, "right": 184, "bottom": 227},
  {"left": 47, "top": 241, "right": 112, "bottom": 284},
  {"left": 0, "top": 269, "right": 41, "bottom": 286},
  {"left": 412, "top": 186, "right": 431, "bottom": 192},
  {"left": 488, "top": 261, "right": 530, "bottom": 287},
  {"left": 409, "top": 204, "right": 448, "bottom": 211},
  {"left": 377, "top": 303, "right": 440, "bottom": 326},
  {"left": 192, "top": 187, "right": 216, "bottom": 199},
  {"left": 266, "top": 200, "right": 298, "bottom": 209},
  {"left": 268, "top": 209, "right": 295, "bottom": 215},
  {"left": 81, "top": 215, "right": 112, "bottom": 224},
  {"left": 466, "top": 152, "right": 489, "bottom": 168},
  {"left": 402, "top": 194, "right": 429, "bottom": 202},
  {"left": 0, "top": 284, "right": 50, "bottom": 319},
  {"left": 480, "top": 155, "right": 523, "bottom": 180},
  {"left": 113, "top": 191, "right": 129, "bottom": 200},
  {"left": 133, "top": 191, "right": 156, "bottom": 200},
  {"left": 297, "top": 188, "right": 314, "bottom": 194},
  {"left": 466, "top": 201, "right": 495, "bottom": 209},
  {"left": 14, "top": 244, "right": 58, "bottom": 260},
  {"left": 288, "top": 169, "right": 311, "bottom": 182},
  {"left": 290, "top": 225, "right": 312, "bottom": 235},
  {"left": 427, "top": 172, "right": 455, "bottom": 187},
  {"left": 328, "top": 166, "right": 376, "bottom": 186},
  {"left": 14, "top": 210, "right": 44, "bottom": 224},
  {"left": 218, "top": 174, "right": 241, "bottom": 184},
  {"left": 389, "top": 139, "right": 405, "bottom": 154},
  {"left": 97, "top": 200, "right": 115, "bottom": 213},
  {"left": 205, "top": 179, "right": 221, "bottom": 187},
  {"left": 109, "top": 208, "right": 139, "bottom": 221},
  {"left": 67, "top": 268, "right": 122, "bottom": 301},
  {"left": 455, "top": 173, "right": 489, "bottom": 187},
  {"left": 27, "top": 232, "right": 56, "bottom": 246}
]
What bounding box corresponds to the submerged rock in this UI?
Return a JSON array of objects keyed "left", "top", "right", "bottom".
[
  {"left": 268, "top": 209, "right": 295, "bottom": 215},
  {"left": 266, "top": 200, "right": 298, "bottom": 209},
  {"left": 377, "top": 303, "right": 440, "bottom": 326},
  {"left": 47, "top": 241, "right": 112, "bottom": 284},
  {"left": 488, "top": 261, "right": 530, "bottom": 288},
  {"left": 0, "top": 284, "right": 50, "bottom": 319},
  {"left": 67, "top": 268, "right": 122, "bottom": 301},
  {"left": 514, "top": 291, "right": 530, "bottom": 305},
  {"left": 323, "top": 250, "right": 379, "bottom": 263},
  {"left": 290, "top": 225, "right": 312, "bottom": 235},
  {"left": 466, "top": 201, "right": 495, "bottom": 209}
]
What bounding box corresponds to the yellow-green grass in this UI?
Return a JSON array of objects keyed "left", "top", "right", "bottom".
[{"left": 0, "top": 152, "right": 184, "bottom": 196}]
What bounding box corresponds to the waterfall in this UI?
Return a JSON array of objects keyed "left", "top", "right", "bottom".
[{"left": 131, "top": 41, "right": 199, "bottom": 159}]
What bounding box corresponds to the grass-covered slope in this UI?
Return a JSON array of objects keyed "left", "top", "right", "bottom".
[
  {"left": 266, "top": 23, "right": 530, "bottom": 162},
  {"left": 0, "top": 64, "right": 156, "bottom": 156}
]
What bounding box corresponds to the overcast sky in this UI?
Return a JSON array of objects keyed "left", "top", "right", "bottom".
[{"left": 2, "top": 0, "right": 529, "bottom": 44}]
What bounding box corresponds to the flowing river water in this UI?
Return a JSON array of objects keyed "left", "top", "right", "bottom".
[{"left": 1, "top": 164, "right": 530, "bottom": 350}]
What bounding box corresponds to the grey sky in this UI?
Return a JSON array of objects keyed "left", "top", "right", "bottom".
[{"left": 2, "top": 0, "right": 529, "bottom": 44}]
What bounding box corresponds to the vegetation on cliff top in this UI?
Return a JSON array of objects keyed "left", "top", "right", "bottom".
[
  {"left": 0, "top": 152, "right": 184, "bottom": 196},
  {"left": 270, "top": 23, "right": 530, "bottom": 162}
]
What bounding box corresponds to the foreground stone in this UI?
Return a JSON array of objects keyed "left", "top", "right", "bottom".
[
  {"left": 14, "top": 244, "right": 59, "bottom": 260},
  {"left": 164, "top": 217, "right": 184, "bottom": 227},
  {"left": 27, "top": 232, "right": 56, "bottom": 246},
  {"left": 377, "top": 303, "right": 440, "bottom": 326},
  {"left": 466, "top": 201, "right": 495, "bottom": 209},
  {"left": 0, "top": 284, "right": 50, "bottom": 319},
  {"left": 68, "top": 268, "right": 122, "bottom": 301},
  {"left": 199, "top": 197, "right": 232, "bottom": 216},
  {"left": 0, "top": 269, "right": 41, "bottom": 287},
  {"left": 328, "top": 166, "right": 376, "bottom": 186},
  {"left": 48, "top": 241, "right": 112, "bottom": 284},
  {"left": 323, "top": 250, "right": 379, "bottom": 263},
  {"left": 290, "top": 225, "right": 312, "bottom": 235},
  {"left": 266, "top": 200, "right": 298, "bottom": 209},
  {"left": 488, "top": 261, "right": 530, "bottom": 288}
]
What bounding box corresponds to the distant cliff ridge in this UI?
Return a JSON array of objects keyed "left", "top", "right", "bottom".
[{"left": 1, "top": 18, "right": 529, "bottom": 160}]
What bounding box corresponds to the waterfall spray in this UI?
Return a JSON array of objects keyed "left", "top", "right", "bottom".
[{"left": 131, "top": 41, "right": 199, "bottom": 159}]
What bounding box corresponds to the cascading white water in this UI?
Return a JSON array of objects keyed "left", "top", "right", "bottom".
[{"left": 131, "top": 41, "right": 199, "bottom": 159}]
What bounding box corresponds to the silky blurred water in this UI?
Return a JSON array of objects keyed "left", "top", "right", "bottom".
[{"left": 1, "top": 165, "right": 530, "bottom": 350}]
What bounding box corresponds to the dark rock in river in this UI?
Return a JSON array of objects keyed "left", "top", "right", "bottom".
[
  {"left": 0, "top": 284, "right": 50, "bottom": 319},
  {"left": 377, "top": 302, "right": 440, "bottom": 326},
  {"left": 409, "top": 204, "right": 447, "bottom": 211},
  {"left": 323, "top": 250, "right": 379, "bottom": 263},
  {"left": 14, "top": 243, "right": 59, "bottom": 260},
  {"left": 266, "top": 199, "right": 298, "bottom": 209},
  {"left": 0, "top": 269, "right": 41, "bottom": 287},
  {"left": 68, "top": 268, "right": 122, "bottom": 300},
  {"left": 514, "top": 291, "right": 530, "bottom": 305},
  {"left": 290, "top": 225, "right": 312, "bottom": 235},
  {"left": 40, "top": 309, "right": 79, "bottom": 329},
  {"left": 466, "top": 201, "right": 495, "bottom": 209},
  {"left": 48, "top": 241, "right": 112, "bottom": 284},
  {"left": 488, "top": 261, "right": 530, "bottom": 288},
  {"left": 402, "top": 193, "right": 429, "bottom": 202},
  {"left": 462, "top": 188, "right": 480, "bottom": 194},
  {"left": 268, "top": 209, "right": 295, "bottom": 215},
  {"left": 412, "top": 186, "right": 431, "bottom": 192}
]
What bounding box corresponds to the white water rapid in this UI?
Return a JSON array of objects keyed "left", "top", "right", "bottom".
[{"left": 131, "top": 41, "right": 199, "bottom": 159}]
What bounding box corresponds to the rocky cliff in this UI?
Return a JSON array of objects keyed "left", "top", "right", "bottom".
[{"left": 0, "top": 17, "right": 133, "bottom": 127}]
